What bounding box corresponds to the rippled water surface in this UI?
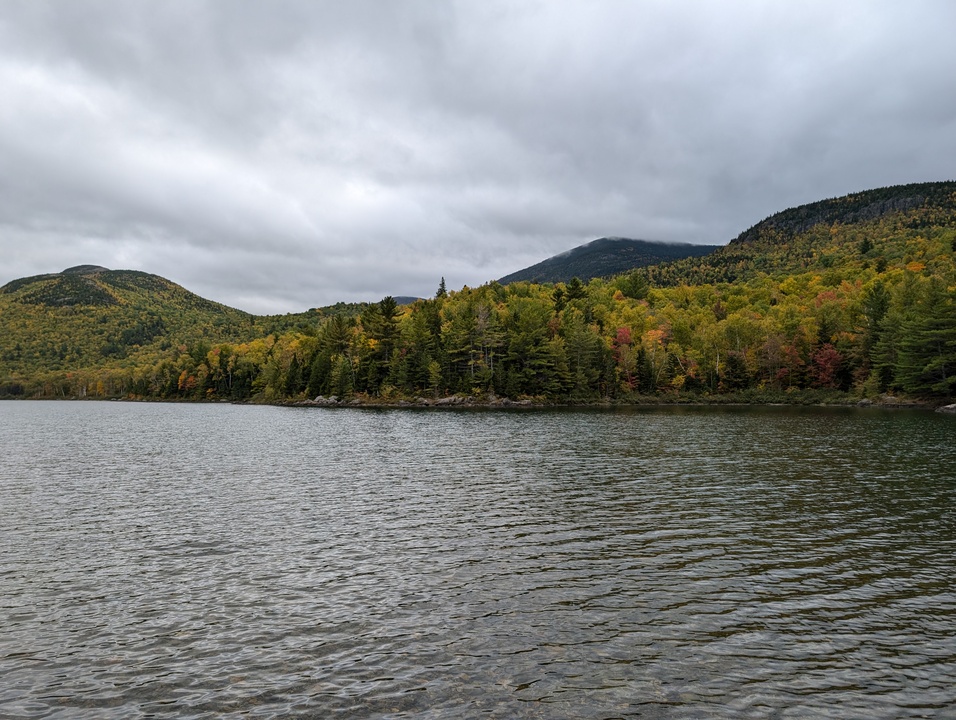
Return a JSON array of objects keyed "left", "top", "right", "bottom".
[{"left": 1, "top": 401, "right": 955, "bottom": 718}]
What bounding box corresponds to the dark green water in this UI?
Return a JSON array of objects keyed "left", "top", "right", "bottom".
[{"left": 1, "top": 402, "right": 954, "bottom": 718}]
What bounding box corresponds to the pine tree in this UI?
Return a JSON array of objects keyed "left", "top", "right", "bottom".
[{"left": 895, "top": 283, "right": 956, "bottom": 395}]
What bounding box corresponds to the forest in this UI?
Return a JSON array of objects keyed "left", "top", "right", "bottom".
[{"left": 1, "top": 182, "right": 955, "bottom": 405}]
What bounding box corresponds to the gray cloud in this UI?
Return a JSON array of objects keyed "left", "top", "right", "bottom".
[{"left": 1, "top": 0, "right": 954, "bottom": 313}]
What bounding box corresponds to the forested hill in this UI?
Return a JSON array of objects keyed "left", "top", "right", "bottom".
[
  {"left": 0, "top": 266, "right": 355, "bottom": 391},
  {"left": 732, "top": 181, "right": 956, "bottom": 247},
  {"left": 2, "top": 180, "right": 955, "bottom": 402},
  {"left": 2, "top": 265, "right": 245, "bottom": 312},
  {"left": 632, "top": 181, "right": 956, "bottom": 287},
  {"left": 498, "top": 237, "right": 719, "bottom": 284},
  {"left": 0, "top": 267, "right": 239, "bottom": 379}
]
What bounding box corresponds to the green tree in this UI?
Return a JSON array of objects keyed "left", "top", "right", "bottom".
[
  {"left": 360, "top": 297, "right": 401, "bottom": 394},
  {"left": 894, "top": 282, "right": 956, "bottom": 395},
  {"left": 283, "top": 354, "right": 304, "bottom": 396},
  {"left": 503, "top": 296, "right": 567, "bottom": 396},
  {"left": 561, "top": 309, "right": 609, "bottom": 398},
  {"left": 719, "top": 351, "right": 751, "bottom": 391},
  {"left": 616, "top": 270, "right": 649, "bottom": 300}
]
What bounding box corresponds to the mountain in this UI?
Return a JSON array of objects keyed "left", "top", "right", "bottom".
[
  {"left": 3, "top": 180, "right": 955, "bottom": 402},
  {"left": 636, "top": 181, "right": 956, "bottom": 287},
  {"left": 0, "top": 264, "right": 401, "bottom": 393},
  {"left": 0, "top": 266, "right": 254, "bottom": 377},
  {"left": 731, "top": 181, "right": 956, "bottom": 246},
  {"left": 3, "top": 265, "right": 241, "bottom": 312},
  {"left": 498, "top": 237, "right": 720, "bottom": 285}
]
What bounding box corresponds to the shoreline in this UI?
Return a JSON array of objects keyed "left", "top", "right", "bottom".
[
  {"left": 288, "top": 393, "right": 945, "bottom": 411},
  {"left": 3, "top": 392, "right": 950, "bottom": 412}
]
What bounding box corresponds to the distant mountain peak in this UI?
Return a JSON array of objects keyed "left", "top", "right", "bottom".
[{"left": 498, "top": 237, "right": 720, "bottom": 285}]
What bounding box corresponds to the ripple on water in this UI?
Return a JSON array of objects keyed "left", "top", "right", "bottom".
[{"left": 1, "top": 402, "right": 955, "bottom": 718}]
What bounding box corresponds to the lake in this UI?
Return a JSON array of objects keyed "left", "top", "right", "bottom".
[{"left": 1, "top": 401, "right": 954, "bottom": 718}]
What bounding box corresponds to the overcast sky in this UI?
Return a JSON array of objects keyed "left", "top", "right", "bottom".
[{"left": 1, "top": 1, "right": 954, "bottom": 313}]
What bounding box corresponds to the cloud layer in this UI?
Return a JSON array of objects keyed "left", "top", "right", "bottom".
[{"left": 2, "top": 1, "right": 954, "bottom": 312}]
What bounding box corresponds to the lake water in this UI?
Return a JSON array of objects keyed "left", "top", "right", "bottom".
[{"left": 1, "top": 401, "right": 954, "bottom": 719}]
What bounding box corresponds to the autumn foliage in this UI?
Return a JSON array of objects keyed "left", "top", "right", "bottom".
[{"left": 2, "top": 182, "right": 956, "bottom": 402}]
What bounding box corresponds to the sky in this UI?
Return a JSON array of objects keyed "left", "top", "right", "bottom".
[{"left": 1, "top": 1, "right": 955, "bottom": 314}]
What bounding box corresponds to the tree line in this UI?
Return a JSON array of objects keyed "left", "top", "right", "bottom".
[
  {"left": 3, "top": 200, "right": 954, "bottom": 403},
  {"left": 10, "top": 258, "right": 953, "bottom": 403}
]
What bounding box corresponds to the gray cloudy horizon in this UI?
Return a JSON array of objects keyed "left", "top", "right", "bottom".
[{"left": 1, "top": 1, "right": 954, "bottom": 314}]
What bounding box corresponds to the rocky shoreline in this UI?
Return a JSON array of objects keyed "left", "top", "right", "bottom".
[
  {"left": 291, "top": 392, "right": 950, "bottom": 411},
  {"left": 294, "top": 394, "right": 535, "bottom": 408}
]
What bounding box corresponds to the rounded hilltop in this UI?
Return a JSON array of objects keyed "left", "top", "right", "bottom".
[{"left": 61, "top": 265, "right": 110, "bottom": 275}]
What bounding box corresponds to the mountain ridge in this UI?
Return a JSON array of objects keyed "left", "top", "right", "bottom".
[
  {"left": 732, "top": 180, "right": 956, "bottom": 246},
  {"left": 2, "top": 180, "right": 954, "bottom": 401},
  {"left": 626, "top": 180, "right": 956, "bottom": 287},
  {"left": 498, "top": 237, "right": 720, "bottom": 284}
]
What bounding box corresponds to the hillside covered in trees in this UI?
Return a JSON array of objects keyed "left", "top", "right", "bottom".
[
  {"left": 2, "top": 181, "right": 955, "bottom": 404},
  {"left": 498, "top": 237, "right": 719, "bottom": 284}
]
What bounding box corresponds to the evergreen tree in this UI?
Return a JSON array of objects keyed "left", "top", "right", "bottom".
[
  {"left": 283, "top": 354, "right": 303, "bottom": 396},
  {"left": 360, "top": 297, "right": 401, "bottom": 394},
  {"left": 616, "top": 270, "right": 649, "bottom": 300},
  {"left": 895, "top": 283, "right": 956, "bottom": 395}
]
